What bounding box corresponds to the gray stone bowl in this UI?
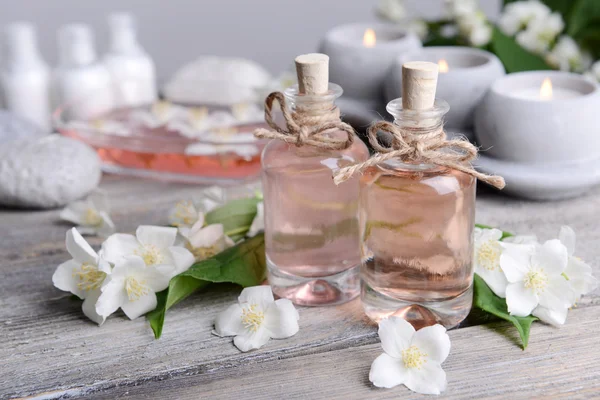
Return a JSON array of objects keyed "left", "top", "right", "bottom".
[
  {"left": 385, "top": 46, "right": 505, "bottom": 133},
  {"left": 319, "top": 22, "right": 421, "bottom": 104}
]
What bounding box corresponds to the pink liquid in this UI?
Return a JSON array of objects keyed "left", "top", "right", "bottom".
[
  {"left": 360, "top": 161, "right": 476, "bottom": 328},
  {"left": 262, "top": 131, "right": 369, "bottom": 305}
]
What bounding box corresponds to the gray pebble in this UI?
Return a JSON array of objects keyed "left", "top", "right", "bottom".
[
  {"left": 0, "top": 110, "right": 47, "bottom": 144},
  {"left": 0, "top": 135, "right": 101, "bottom": 209}
]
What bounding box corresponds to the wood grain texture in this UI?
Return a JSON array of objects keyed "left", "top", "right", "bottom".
[{"left": 1, "top": 176, "right": 599, "bottom": 399}]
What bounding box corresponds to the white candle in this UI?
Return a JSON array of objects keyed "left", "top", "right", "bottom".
[{"left": 511, "top": 87, "right": 581, "bottom": 100}]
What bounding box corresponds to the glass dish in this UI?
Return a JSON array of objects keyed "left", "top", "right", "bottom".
[{"left": 54, "top": 101, "right": 268, "bottom": 184}]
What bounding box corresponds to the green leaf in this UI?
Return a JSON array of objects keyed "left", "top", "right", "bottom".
[
  {"left": 490, "top": 27, "right": 553, "bottom": 73},
  {"left": 205, "top": 197, "right": 260, "bottom": 241},
  {"left": 473, "top": 274, "right": 537, "bottom": 349},
  {"left": 147, "top": 233, "right": 266, "bottom": 338},
  {"left": 475, "top": 224, "right": 514, "bottom": 240},
  {"left": 568, "top": 0, "right": 600, "bottom": 39}
]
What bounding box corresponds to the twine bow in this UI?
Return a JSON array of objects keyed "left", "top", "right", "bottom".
[
  {"left": 333, "top": 120, "right": 505, "bottom": 189},
  {"left": 254, "top": 92, "right": 355, "bottom": 150}
]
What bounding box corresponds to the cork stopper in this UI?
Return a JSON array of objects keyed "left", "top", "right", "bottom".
[
  {"left": 295, "top": 53, "right": 329, "bottom": 95},
  {"left": 402, "top": 61, "right": 439, "bottom": 110}
]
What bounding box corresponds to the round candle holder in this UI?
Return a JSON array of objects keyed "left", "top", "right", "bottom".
[
  {"left": 385, "top": 46, "right": 505, "bottom": 135},
  {"left": 319, "top": 22, "right": 421, "bottom": 104},
  {"left": 474, "top": 71, "right": 600, "bottom": 200}
]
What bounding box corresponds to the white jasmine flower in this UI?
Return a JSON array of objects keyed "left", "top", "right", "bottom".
[
  {"left": 184, "top": 131, "right": 259, "bottom": 160},
  {"left": 369, "top": 317, "right": 450, "bottom": 394},
  {"left": 558, "top": 226, "right": 598, "bottom": 305},
  {"left": 469, "top": 22, "right": 492, "bottom": 46},
  {"left": 95, "top": 255, "right": 171, "bottom": 320},
  {"left": 474, "top": 228, "right": 508, "bottom": 297},
  {"left": 376, "top": 0, "right": 407, "bottom": 23},
  {"left": 101, "top": 225, "right": 195, "bottom": 278},
  {"left": 60, "top": 190, "right": 115, "bottom": 238},
  {"left": 585, "top": 60, "right": 600, "bottom": 82},
  {"left": 168, "top": 200, "right": 201, "bottom": 229},
  {"left": 516, "top": 13, "right": 564, "bottom": 55},
  {"left": 547, "top": 36, "right": 591, "bottom": 72},
  {"left": 440, "top": 24, "right": 459, "bottom": 38},
  {"left": 199, "top": 186, "right": 227, "bottom": 213},
  {"left": 214, "top": 285, "right": 299, "bottom": 352},
  {"left": 499, "top": 0, "right": 551, "bottom": 36},
  {"left": 500, "top": 240, "right": 572, "bottom": 325},
  {"left": 503, "top": 234, "right": 538, "bottom": 245},
  {"left": 179, "top": 213, "right": 235, "bottom": 261},
  {"left": 447, "top": 0, "right": 479, "bottom": 19},
  {"left": 247, "top": 201, "right": 264, "bottom": 237},
  {"left": 52, "top": 228, "right": 112, "bottom": 325},
  {"left": 230, "top": 102, "right": 263, "bottom": 123},
  {"left": 408, "top": 19, "right": 429, "bottom": 41}
]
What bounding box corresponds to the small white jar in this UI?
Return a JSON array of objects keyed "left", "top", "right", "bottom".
[
  {"left": 1, "top": 22, "right": 51, "bottom": 131},
  {"left": 103, "top": 12, "right": 157, "bottom": 108},
  {"left": 53, "top": 24, "right": 114, "bottom": 119}
]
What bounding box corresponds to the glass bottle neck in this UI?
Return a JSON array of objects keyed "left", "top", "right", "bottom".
[{"left": 284, "top": 83, "right": 342, "bottom": 118}]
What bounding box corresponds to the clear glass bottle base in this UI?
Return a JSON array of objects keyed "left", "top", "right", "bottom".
[
  {"left": 361, "top": 281, "right": 473, "bottom": 329},
  {"left": 267, "top": 257, "right": 360, "bottom": 306}
]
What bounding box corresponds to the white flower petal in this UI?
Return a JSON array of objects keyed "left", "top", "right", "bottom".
[
  {"left": 264, "top": 299, "right": 300, "bottom": 339},
  {"left": 532, "top": 305, "right": 568, "bottom": 326},
  {"left": 233, "top": 326, "right": 271, "bottom": 352},
  {"left": 538, "top": 277, "right": 572, "bottom": 310},
  {"left": 188, "top": 224, "right": 224, "bottom": 249},
  {"left": 410, "top": 324, "right": 450, "bottom": 364},
  {"left": 96, "top": 279, "right": 127, "bottom": 317},
  {"left": 121, "top": 292, "right": 158, "bottom": 320},
  {"left": 475, "top": 227, "right": 503, "bottom": 242},
  {"left": 503, "top": 235, "right": 538, "bottom": 245},
  {"left": 238, "top": 285, "right": 274, "bottom": 310},
  {"left": 565, "top": 257, "right": 598, "bottom": 303},
  {"left": 506, "top": 282, "right": 539, "bottom": 317},
  {"left": 96, "top": 212, "right": 116, "bottom": 238},
  {"left": 476, "top": 267, "right": 508, "bottom": 298},
  {"left": 136, "top": 225, "right": 177, "bottom": 249},
  {"left": 60, "top": 202, "right": 87, "bottom": 225},
  {"left": 369, "top": 353, "right": 408, "bottom": 389},
  {"left": 558, "top": 226, "right": 576, "bottom": 256},
  {"left": 214, "top": 303, "right": 245, "bottom": 337},
  {"left": 247, "top": 202, "right": 264, "bottom": 237},
  {"left": 404, "top": 362, "right": 447, "bottom": 395},
  {"left": 66, "top": 228, "right": 98, "bottom": 265},
  {"left": 53, "top": 259, "right": 87, "bottom": 299},
  {"left": 531, "top": 240, "right": 568, "bottom": 276},
  {"left": 378, "top": 316, "right": 415, "bottom": 358},
  {"left": 500, "top": 243, "right": 533, "bottom": 283},
  {"left": 101, "top": 233, "right": 140, "bottom": 264},
  {"left": 168, "top": 246, "right": 196, "bottom": 275},
  {"left": 81, "top": 289, "right": 106, "bottom": 325}
]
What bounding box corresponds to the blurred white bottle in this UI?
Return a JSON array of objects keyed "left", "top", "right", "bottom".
[
  {"left": 103, "top": 12, "right": 157, "bottom": 108},
  {"left": 54, "top": 24, "right": 114, "bottom": 119},
  {"left": 1, "top": 22, "right": 51, "bottom": 131}
]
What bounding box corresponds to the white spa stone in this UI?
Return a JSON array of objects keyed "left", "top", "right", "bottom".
[
  {"left": 319, "top": 22, "right": 421, "bottom": 103},
  {"left": 385, "top": 46, "right": 505, "bottom": 132},
  {"left": 0, "top": 110, "right": 47, "bottom": 143},
  {"left": 474, "top": 71, "right": 600, "bottom": 164},
  {"left": 0, "top": 135, "right": 101, "bottom": 208}
]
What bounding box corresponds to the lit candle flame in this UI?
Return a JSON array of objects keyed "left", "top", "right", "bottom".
[
  {"left": 363, "top": 29, "right": 376, "bottom": 47},
  {"left": 540, "top": 78, "right": 553, "bottom": 100},
  {"left": 438, "top": 59, "right": 449, "bottom": 73}
]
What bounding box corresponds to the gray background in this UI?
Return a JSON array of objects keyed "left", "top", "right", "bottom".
[{"left": 0, "top": 0, "right": 501, "bottom": 78}]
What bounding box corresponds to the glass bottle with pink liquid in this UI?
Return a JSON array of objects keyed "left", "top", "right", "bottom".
[
  {"left": 261, "top": 54, "right": 369, "bottom": 306},
  {"left": 359, "top": 62, "right": 476, "bottom": 328}
]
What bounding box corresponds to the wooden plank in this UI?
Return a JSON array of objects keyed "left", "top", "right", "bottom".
[
  {"left": 28, "top": 306, "right": 600, "bottom": 399},
  {"left": 1, "top": 177, "right": 600, "bottom": 399}
]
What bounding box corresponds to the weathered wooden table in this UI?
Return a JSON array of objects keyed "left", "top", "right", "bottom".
[{"left": 2, "top": 175, "right": 599, "bottom": 399}]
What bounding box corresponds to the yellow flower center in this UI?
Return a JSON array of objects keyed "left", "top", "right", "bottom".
[
  {"left": 186, "top": 242, "right": 219, "bottom": 261},
  {"left": 477, "top": 240, "right": 502, "bottom": 271},
  {"left": 83, "top": 208, "right": 102, "bottom": 226},
  {"left": 402, "top": 345, "right": 427, "bottom": 369},
  {"left": 125, "top": 276, "right": 150, "bottom": 301},
  {"left": 172, "top": 201, "right": 196, "bottom": 226},
  {"left": 135, "top": 245, "right": 163, "bottom": 266},
  {"left": 241, "top": 304, "right": 264, "bottom": 332},
  {"left": 523, "top": 268, "right": 548, "bottom": 293},
  {"left": 73, "top": 263, "right": 106, "bottom": 291}
]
